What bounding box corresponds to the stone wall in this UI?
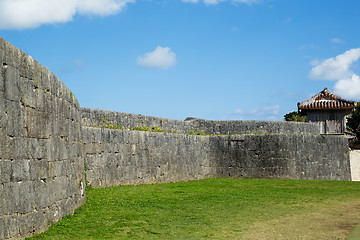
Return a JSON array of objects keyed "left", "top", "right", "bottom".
[
  {"left": 82, "top": 108, "right": 350, "bottom": 189},
  {"left": 83, "top": 126, "right": 351, "bottom": 188},
  {"left": 0, "top": 37, "right": 85, "bottom": 240},
  {"left": 0, "top": 37, "right": 354, "bottom": 240},
  {"left": 82, "top": 108, "right": 320, "bottom": 135},
  {"left": 82, "top": 127, "right": 214, "bottom": 187}
]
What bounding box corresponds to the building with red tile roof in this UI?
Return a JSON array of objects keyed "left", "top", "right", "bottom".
[{"left": 298, "top": 88, "right": 357, "bottom": 134}]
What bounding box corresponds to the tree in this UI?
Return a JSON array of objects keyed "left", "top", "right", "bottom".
[
  {"left": 284, "top": 111, "right": 306, "bottom": 122},
  {"left": 347, "top": 102, "right": 360, "bottom": 140}
]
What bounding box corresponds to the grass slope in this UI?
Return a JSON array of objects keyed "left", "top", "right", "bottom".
[{"left": 27, "top": 178, "right": 360, "bottom": 240}]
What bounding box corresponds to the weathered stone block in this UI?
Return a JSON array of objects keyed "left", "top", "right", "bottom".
[
  {"left": 6, "top": 138, "right": 46, "bottom": 161},
  {"left": 35, "top": 88, "right": 53, "bottom": 113},
  {"left": 85, "top": 142, "right": 102, "bottom": 155},
  {"left": 9, "top": 138, "right": 29, "bottom": 160},
  {"left": 19, "top": 52, "right": 35, "bottom": 80},
  {"left": 0, "top": 38, "right": 5, "bottom": 64},
  {"left": 4, "top": 182, "right": 21, "bottom": 215},
  {"left": 0, "top": 216, "right": 4, "bottom": 240},
  {"left": 59, "top": 118, "right": 70, "bottom": 137},
  {"left": 19, "top": 76, "right": 36, "bottom": 108},
  {"left": 3, "top": 215, "right": 19, "bottom": 240},
  {"left": 54, "top": 176, "right": 67, "bottom": 200},
  {"left": 32, "top": 61, "right": 42, "bottom": 89},
  {"left": 11, "top": 160, "right": 30, "bottom": 182},
  {"left": 0, "top": 64, "right": 4, "bottom": 91},
  {"left": 47, "top": 137, "right": 68, "bottom": 161},
  {"left": 19, "top": 181, "right": 35, "bottom": 214},
  {"left": 34, "top": 180, "right": 50, "bottom": 210},
  {"left": 3, "top": 41, "right": 20, "bottom": 67},
  {"left": 0, "top": 185, "right": 4, "bottom": 216},
  {"left": 4, "top": 99, "right": 27, "bottom": 137},
  {"left": 32, "top": 139, "right": 48, "bottom": 160},
  {"left": 27, "top": 108, "right": 50, "bottom": 139},
  {"left": 55, "top": 161, "right": 66, "bottom": 177},
  {"left": 40, "top": 67, "right": 51, "bottom": 92},
  {"left": 0, "top": 97, "right": 4, "bottom": 129},
  {"left": 4, "top": 65, "right": 21, "bottom": 101},
  {"left": 0, "top": 159, "right": 12, "bottom": 183}
]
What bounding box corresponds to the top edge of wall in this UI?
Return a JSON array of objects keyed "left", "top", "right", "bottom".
[
  {"left": 81, "top": 107, "right": 321, "bottom": 134},
  {"left": 0, "top": 36, "right": 80, "bottom": 107},
  {"left": 81, "top": 107, "right": 317, "bottom": 125}
]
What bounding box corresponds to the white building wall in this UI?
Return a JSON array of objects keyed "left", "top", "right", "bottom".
[{"left": 350, "top": 150, "right": 360, "bottom": 181}]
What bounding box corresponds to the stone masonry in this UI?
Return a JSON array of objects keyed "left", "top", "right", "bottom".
[
  {"left": 0, "top": 37, "right": 354, "bottom": 239},
  {"left": 0, "top": 37, "right": 85, "bottom": 240},
  {"left": 82, "top": 107, "right": 321, "bottom": 135},
  {"left": 82, "top": 114, "right": 351, "bottom": 188}
]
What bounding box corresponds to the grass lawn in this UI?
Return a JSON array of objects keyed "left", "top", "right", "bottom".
[{"left": 27, "top": 178, "right": 360, "bottom": 240}]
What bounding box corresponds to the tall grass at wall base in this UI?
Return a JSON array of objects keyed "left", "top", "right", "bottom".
[{"left": 27, "top": 178, "right": 360, "bottom": 240}]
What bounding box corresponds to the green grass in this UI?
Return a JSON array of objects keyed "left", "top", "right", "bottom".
[
  {"left": 27, "top": 178, "right": 360, "bottom": 240},
  {"left": 347, "top": 222, "right": 360, "bottom": 240}
]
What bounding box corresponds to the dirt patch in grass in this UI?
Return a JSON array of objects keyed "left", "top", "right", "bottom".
[{"left": 242, "top": 201, "right": 360, "bottom": 240}]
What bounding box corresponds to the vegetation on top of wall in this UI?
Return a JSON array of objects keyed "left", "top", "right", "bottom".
[
  {"left": 101, "top": 117, "right": 123, "bottom": 129},
  {"left": 92, "top": 121, "right": 323, "bottom": 137},
  {"left": 96, "top": 118, "right": 320, "bottom": 137},
  {"left": 105, "top": 123, "right": 123, "bottom": 130},
  {"left": 284, "top": 111, "right": 307, "bottom": 122},
  {"left": 130, "top": 125, "right": 164, "bottom": 132},
  {"left": 188, "top": 130, "right": 211, "bottom": 135},
  {"left": 98, "top": 122, "right": 317, "bottom": 136}
]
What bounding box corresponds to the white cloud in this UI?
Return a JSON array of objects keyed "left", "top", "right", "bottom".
[
  {"left": 299, "top": 44, "right": 315, "bottom": 51},
  {"left": 77, "top": 0, "right": 134, "bottom": 16},
  {"left": 0, "top": 0, "right": 134, "bottom": 29},
  {"left": 204, "top": 0, "right": 222, "bottom": 4},
  {"left": 137, "top": 46, "right": 177, "bottom": 69},
  {"left": 310, "top": 58, "right": 320, "bottom": 66},
  {"left": 0, "top": 0, "right": 261, "bottom": 29},
  {"left": 309, "top": 48, "right": 360, "bottom": 100},
  {"left": 309, "top": 48, "right": 360, "bottom": 81},
  {"left": 234, "top": 109, "right": 243, "bottom": 114},
  {"left": 334, "top": 74, "right": 360, "bottom": 99},
  {"left": 250, "top": 105, "right": 280, "bottom": 116},
  {"left": 330, "top": 38, "right": 343, "bottom": 44}
]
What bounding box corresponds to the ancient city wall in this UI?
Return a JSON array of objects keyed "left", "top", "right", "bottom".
[
  {"left": 81, "top": 108, "right": 321, "bottom": 135},
  {"left": 0, "top": 37, "right": 354, "bottom": 240},
  {"left": 0, "top": 37, "right": 85, "bottom": 240},
  {"left": 83, "top": 126, "right": 351, "bottom": 188}
]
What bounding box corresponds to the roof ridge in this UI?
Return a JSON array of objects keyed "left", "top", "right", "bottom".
[{"left": 297, "top": 88, "right": 356, "bottom": 110}]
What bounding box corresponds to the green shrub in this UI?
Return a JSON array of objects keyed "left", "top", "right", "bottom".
[
  {"left": 347, "top": 102, "right": 360, "bottom": 139},
  {"left": 284, "top": 111, "right": 306, "bottom": 122}
]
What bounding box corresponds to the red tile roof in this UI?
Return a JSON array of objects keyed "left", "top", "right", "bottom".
[{"left": 298, "top": 88, "right": 357, "bottom": 110}]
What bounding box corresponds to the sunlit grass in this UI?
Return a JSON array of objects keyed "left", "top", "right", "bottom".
[{"left": 27, "top": 178, "right": 360, "bottom": 239}]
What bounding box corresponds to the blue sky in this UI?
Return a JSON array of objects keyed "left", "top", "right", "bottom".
[{"left": 1, "top": 0, "right": 360, "bottom": 121}]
